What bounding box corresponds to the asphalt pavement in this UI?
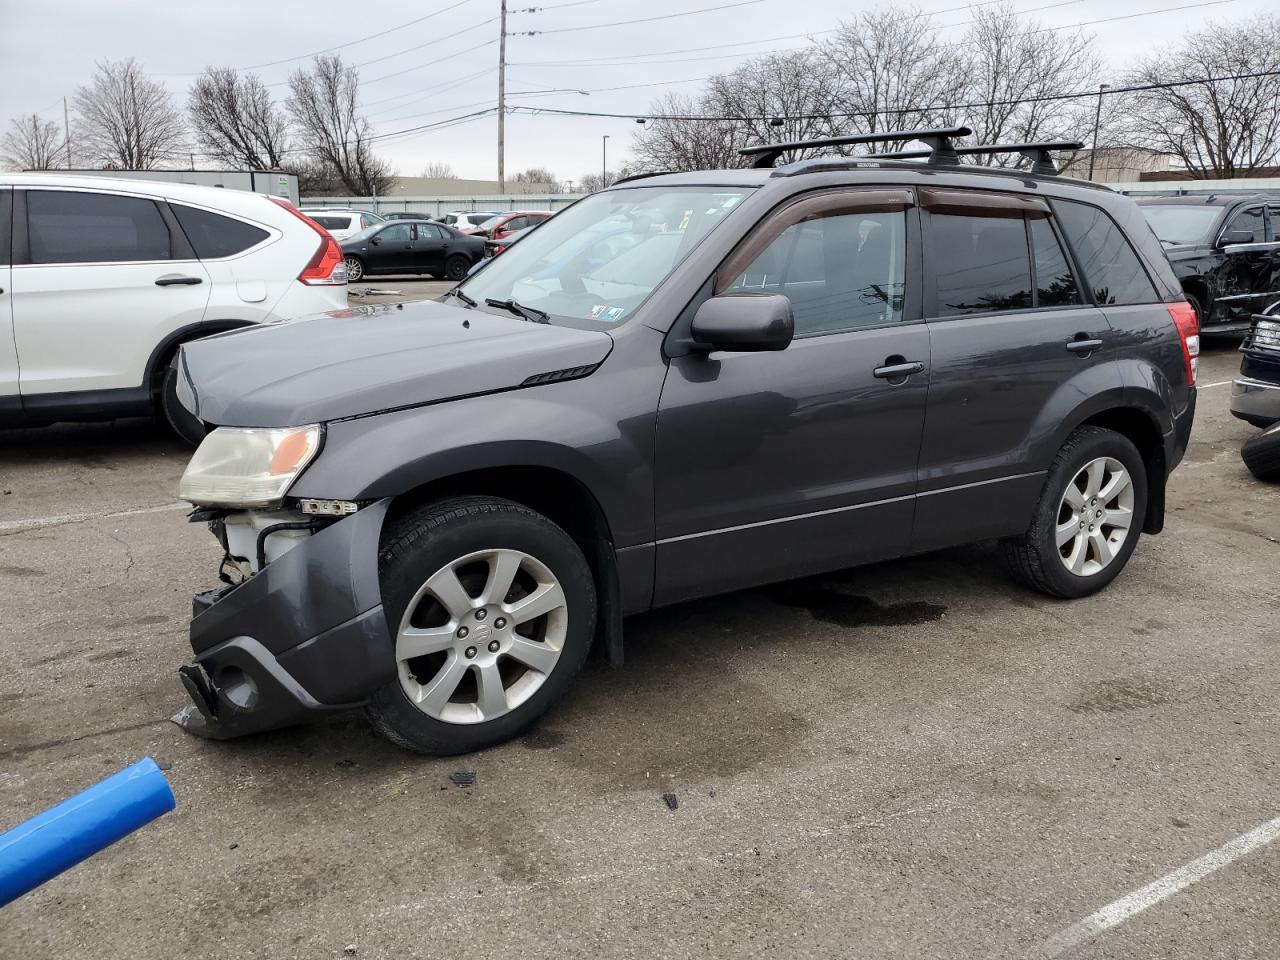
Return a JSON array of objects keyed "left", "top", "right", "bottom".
[{"left": 1, "top": 322, "right": 1277, "bottom": 959}]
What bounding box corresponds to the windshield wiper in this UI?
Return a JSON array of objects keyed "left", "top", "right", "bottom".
[
  {"left": 447, "top": 287, "right": 477, "bottom": 307},
  {"left": 485, "top": 297, "right": 550, "bottom": 324}
]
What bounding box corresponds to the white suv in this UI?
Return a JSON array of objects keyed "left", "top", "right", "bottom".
[
  {"left": 299, "top": 208, "right": 384, "bottom": 241},
  {"left": 440, "top": 211, "right": 503, "bottom": 235},
  {"left": 0, "top": 175, "right": 347, "bottom": 441}
]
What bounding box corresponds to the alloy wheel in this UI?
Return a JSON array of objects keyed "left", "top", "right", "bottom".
[
  {"left": 1055, "top": 456, "right": 1135, "bottom": 577},
  {"left": 394, "top": 548, "right": 568, "bottom": 724},
  {"left": 344, "top": 257, "right": 363, "bottom": 282}
]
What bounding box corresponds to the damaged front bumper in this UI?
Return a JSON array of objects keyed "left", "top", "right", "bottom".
[{"left": 172, "top": 498, "right": 395, "bottom": 740}]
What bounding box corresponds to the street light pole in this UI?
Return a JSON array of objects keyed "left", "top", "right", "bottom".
[
  {"left": 1088, "top": 83, "right": 1111, "bottom": 181},
  {"left": 601, "top": 134, "right": 609, "bottom": 190}
]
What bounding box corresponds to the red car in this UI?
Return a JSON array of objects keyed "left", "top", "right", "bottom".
[{"left": 481, "top": 210, "right": 552, "bottom": 241}]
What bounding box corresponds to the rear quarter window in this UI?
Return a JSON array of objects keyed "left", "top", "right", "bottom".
[
  {"left": 172, "top": 204, "right": 269, "bottom": 259},
  {"left": 311, "top": 215, "right": 351, "bottom": 230},
  {"left": 1054, "top": 200, "right": 1158, "bottom": 305}
]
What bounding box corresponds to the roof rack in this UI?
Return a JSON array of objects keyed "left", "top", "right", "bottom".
[
  {"left": 738, "top": 126, "right": 973, "bottom": 169},
  {"left": 867, "top": 141, "right": 1085, "bottom": 177}
]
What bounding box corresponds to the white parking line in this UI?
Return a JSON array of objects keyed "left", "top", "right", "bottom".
[
  {"left": 1199, "top": 380, "right": 1233, "bottom": 389},
  {"left": 1043, "top": 814, "right": 1280, "bottom": 956},
  {"left": 0, "top": 501, "right": 188, "bottom": 533}
]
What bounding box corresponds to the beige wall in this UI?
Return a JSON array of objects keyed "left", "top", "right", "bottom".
[
  {"left": 1059, "top": 149, "right": 1172, "bottom": 183},
  {"left": 382, "top": 177, "right": 553, "bottom": 196}
]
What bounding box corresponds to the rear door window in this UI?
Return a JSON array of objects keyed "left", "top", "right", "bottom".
[
  {"left": 171, "top": 204, "right": 269, "bottom": 259},
  {"left": 415, "top": 223, "right": 446, "bottom": 240},
  {"left": 27, "top": 190, "right": 172, "bottom": 264},
  {"left": 1054, "top": 200, "right": 1158, "bottom": 305},
  {"left": 932, "top": 214, "right": 1032, "bottom": 316},
  {"left": 1030, "top": 217, "right": 1082, "bottom": 307}
]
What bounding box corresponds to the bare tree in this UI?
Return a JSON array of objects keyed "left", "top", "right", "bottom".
[
  {"left": 188, "top": 67, "right": 290, "bottom": 168},
  {"left": 287, "top": 55, "right": 392, "bottom": 195},
  {"left": 819, "top": 6, "right": 967, "bottom": 149},
  {"left": 631, "top": 93, "right": 746, "bottom": 173},
  {"left": 960, "top": 4, "right": 1101, "bottom": 167},
  {"left": 511, "top": 166, "right": 561, "bottom": 191},
  {"left": 1123, "top": 14, "right": 1280, "bottom": 177},
  {"left": 74, "top": 58, "right": 187, "bottom": 169},
  {"left": 420, "top": 160, "right": 459, "bottom": 179},
  {"left": 1, "top": 114, "right": 63, "bottom": 170}
]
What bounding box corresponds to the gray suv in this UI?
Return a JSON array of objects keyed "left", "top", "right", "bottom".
[{"left": 171, "top": 129, "right": 1198, "bottom": 754}]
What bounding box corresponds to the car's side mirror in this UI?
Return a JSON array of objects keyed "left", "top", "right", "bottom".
[
  {"left": 370, "top": 236, "right": 381, "bottom": 245},
  {"left": 691, "top": 293, "right": 794, "bottom": 353},
  {"left": 1218, "top": 229, "right": 1255, "bottom": 248}
]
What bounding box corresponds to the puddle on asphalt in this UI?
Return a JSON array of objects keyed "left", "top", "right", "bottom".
[{"left": 768, "top": 582, "right": 947, "bottom": 629}]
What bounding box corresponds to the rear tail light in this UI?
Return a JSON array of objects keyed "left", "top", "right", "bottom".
[
  {"left": 269, "top": 197, "right": 347, "bottom": 286},
  {"left": 1167, "top": 300, "right": 1199, "bottom": 386}
]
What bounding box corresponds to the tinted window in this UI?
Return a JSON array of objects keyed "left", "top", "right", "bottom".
[
  {"left": 1270, "top": 207, "right": 1279, "bottom": 242},
  {"left": 415, "top": 223, "right": 445, "bottom": 240},
  {"left": 1031, "top": 218, "right": 1081, "bottom": 307},
  {"left": 172, "top": 204, "right": 268, "bottom": 259},
  {"left": 727, "top": 210, "right": 907, "bottom": 335},
  {"left": 0, "top": 190, "right": 10, "bottom": 264},
  {"left": 311, "top": 215, "right": 351, "bottom": 230},
  {"left": 933, "top": 214, "right": 1031, "bottom": 316},
  {"left": 1139, "top": 204, "right": 1221, "bottom": 245},
  {"left": 378, "top": 224, "right": 412, "bottom": 243},
  {"left": 1224, "top": 206, "right": 1265, "bottom": 243},
  {"left": 1055, "top": 201, "right": 1157, "bottom": 305},
  {"left": 505, "top": 217, "right": 528, "bottom": 231},
  {"left": 27, "top": 190, "right": 171, "bottom": 264}
]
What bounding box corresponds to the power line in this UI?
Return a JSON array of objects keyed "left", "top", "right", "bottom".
[
  {"left": 156, "top": 0, "right": 473, "bottom": 76},
  {"left": 510, "top": 0, "right": 765, "bottom": 36},
  {"left": 361, "top": 39, "right": 498, "bottom": 87},
  {"left": 506, "top": 67, "right": 1280, "bottom": 123}
]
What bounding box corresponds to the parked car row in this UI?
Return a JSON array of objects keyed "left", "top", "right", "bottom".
[{"left": 341, "top": 220, "right": 486, "bottom": 282}]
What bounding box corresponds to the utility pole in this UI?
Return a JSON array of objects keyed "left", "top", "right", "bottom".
[
  {"left": 601, "top": 134, "right": 609, "bottom": 191},
  {"left": 1088, "top": 83, "right": 1111, "bottom": 181},
  {"left": 497, "top": 0, "right": 507, "bottom": 194},
  {"left": 63, "top": 97, "right": 71, "bottom": 168}
]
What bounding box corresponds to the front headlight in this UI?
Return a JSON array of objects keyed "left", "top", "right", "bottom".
[{"left": 180, "top": 425, "right": 322, "bottom": 508}]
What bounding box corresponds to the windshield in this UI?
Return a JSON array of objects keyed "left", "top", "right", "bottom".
[
  {"left": 456, "top": 186, "right": 749, "bottom": 328},
  {"left": 345, "top": 224, "right": 383, "bottom": 244},
  {"left": 1139, "top": 204, "right": 1222, "bottom": 245},
  {"left": 478, "top": 216, "right": 505, "bottom": 231}
]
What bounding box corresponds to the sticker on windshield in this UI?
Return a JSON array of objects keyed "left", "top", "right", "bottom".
[
  {"left": 602, "top": 306, "right": 626, "bottom": 323},
  {"left": 588, "top": 304, "right": 608, "bottom": 319}
]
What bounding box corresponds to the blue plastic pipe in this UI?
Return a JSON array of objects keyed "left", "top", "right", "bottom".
[{"left": 0, "top": 757, "right": 175, "bottom": 907}]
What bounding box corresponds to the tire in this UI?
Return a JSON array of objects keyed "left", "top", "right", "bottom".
[
  {"left": 1242, "top": 423, "right": 1280, "bottom": 482},
  {"left": 161, "top": 352, "right": 208, "bottom": 446},
  {"left": 344, "top": 256, "right": 364, "bottom": 282},
  {"left": 444, "top": 255, "right": 470, "bottom": 281},
  {"left": 1001, "top": 426, "right": 1148, "bottom": 599},
  {"left": 366, "top": 496, "right": 596, "bottom": 755}
]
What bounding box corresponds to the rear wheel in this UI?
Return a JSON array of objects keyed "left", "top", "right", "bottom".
[
  {"left": 444, "top": 255, "right": 470, "bottom": 281},
  {"left": 160, "top": 353, "right": 207, "bottom": 446},
  {"left": 1242, "top": 424, "right": 1280, "bottom": 482},
  {"left": 1002, "top": 426, "right": 1147, "bottom": 598},
  {"left": 344, "top": 256, "right": 364, "bottom": 282},
  {"left": 366, "top": 496, "right": 596, "bottom": 755}
]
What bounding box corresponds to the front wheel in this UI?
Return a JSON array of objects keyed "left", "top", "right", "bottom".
[
  {"left": 366, "top": 496, "right": 596, "bottom": 755},
  {"left": 444, "top": 255, "right": 470, "bottom": 281},
  {"left": 1002, "top": 426, "right": 1148, "bottom": 598}
]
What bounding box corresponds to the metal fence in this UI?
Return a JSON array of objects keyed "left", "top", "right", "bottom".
[
  {"left": 299, "top": 194, "right": 584, "bottom": 217},
  {"left": 1110, "top": 176, "right": 1280, "bottom": 197}
]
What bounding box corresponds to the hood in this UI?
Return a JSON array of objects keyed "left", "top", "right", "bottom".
[{"left": 178, "top": 300, "right": 614, "bottom": 427}]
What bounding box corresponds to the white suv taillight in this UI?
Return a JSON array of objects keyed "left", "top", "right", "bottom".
[
  {"left": 1167, "top": 300, "right": 1199, "bottom": 386},
  {"left": 269, "top": 197, "right": 348, "bottom": 286}
]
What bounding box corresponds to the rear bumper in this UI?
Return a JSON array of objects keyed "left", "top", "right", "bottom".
[
  {"left": 172, "top": 499, "right": 394, "bottom": 739},
  {"left": 1231, "top": 377, "right": 1280, "bottom": 426}
]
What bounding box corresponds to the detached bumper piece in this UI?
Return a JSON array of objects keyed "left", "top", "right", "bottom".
[{"left": 172, "top": 499, "right": 396, "bottom": 740}]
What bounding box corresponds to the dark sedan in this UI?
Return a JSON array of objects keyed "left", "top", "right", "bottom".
[
  {"left": 341, "top": 220, "right": 486, "bottom": 282},
  {"left": 1137, "top": 194, "right": 1280, "bottom": 332}
]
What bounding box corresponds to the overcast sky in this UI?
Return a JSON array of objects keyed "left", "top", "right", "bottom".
[{"left": 0, "top": 0, "right": 1269, "bottom": 185}]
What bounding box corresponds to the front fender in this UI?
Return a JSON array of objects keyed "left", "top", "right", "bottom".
[{"left": 290, "top": 371, "right": 663, "bottom": 549}]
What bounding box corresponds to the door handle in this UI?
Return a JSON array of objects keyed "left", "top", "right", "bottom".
[
  {"left": 1066, "top": 337, "right": 1103, "bottom": 354},
  {"left": 873, "top": 359, "right": 925, "bottom": 380},
  {"left": 155, "top": 275, "right": 203, "bottom": 287}
]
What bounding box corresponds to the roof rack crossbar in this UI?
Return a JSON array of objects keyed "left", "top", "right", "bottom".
[
  {"left": 739, "top": 126, "right": 973, "bottom": 169},
  {"left": 868, "top": 141, "right": 1086, "bottom": 176}
]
